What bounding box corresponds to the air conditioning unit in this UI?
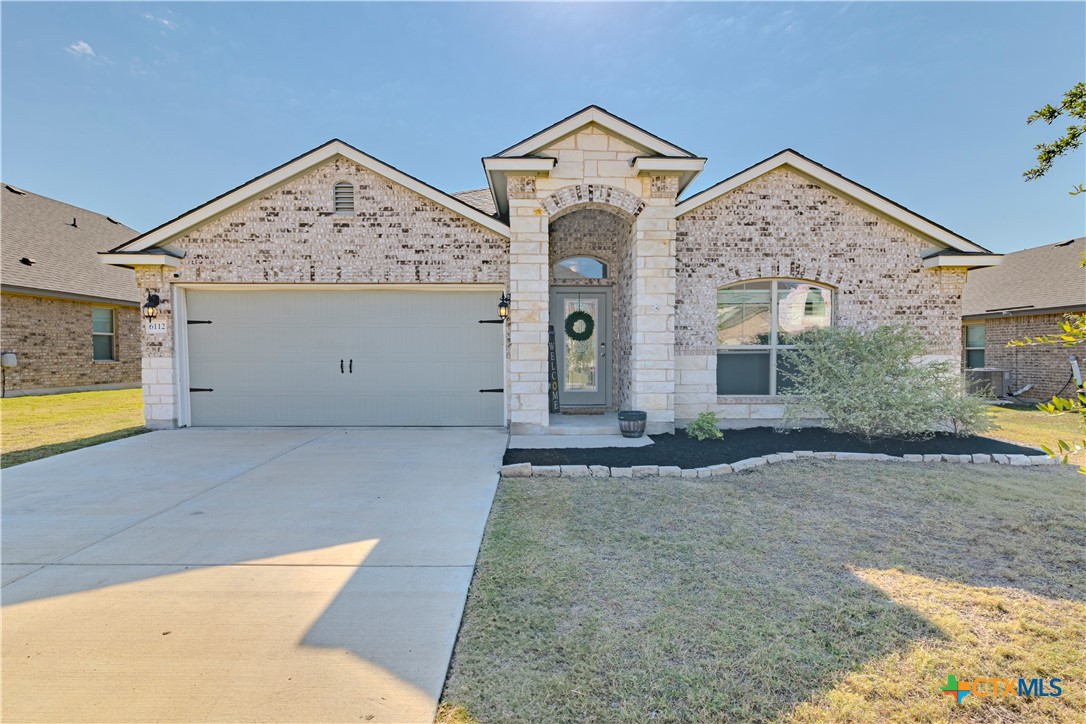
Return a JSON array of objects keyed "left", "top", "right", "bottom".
[{"left": 965, "top": 368, "right": 1005, "bottom": 398}]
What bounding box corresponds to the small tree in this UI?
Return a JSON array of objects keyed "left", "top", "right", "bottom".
[
  {"left": 1009, "top": 312, "right": 1086, "bottom": 473},
  {"left": 779, "top": 325, "right": 993, "bottom": 441}
]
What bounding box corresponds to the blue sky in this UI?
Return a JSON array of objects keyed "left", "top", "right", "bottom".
[{"left": 2, "top": 2, "right": 1083, "bottom": 253}]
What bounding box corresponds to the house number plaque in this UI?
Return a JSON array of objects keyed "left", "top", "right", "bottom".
[{"left": 145, "top": 321, "right": 168, "bottom": 334}]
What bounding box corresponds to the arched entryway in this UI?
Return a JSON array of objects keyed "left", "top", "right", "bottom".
[{"left": 547, "top": 201, "right": 635, "bottom": 412}]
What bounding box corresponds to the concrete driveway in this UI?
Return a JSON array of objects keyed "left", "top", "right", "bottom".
[{"left": 2, "top": 427, "right": 507, "bottom": 723}]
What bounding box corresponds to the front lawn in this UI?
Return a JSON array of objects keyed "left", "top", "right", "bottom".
[
  {"left": 440, "top": 462, "right": 1085, "bottom": 722},
  {"left": 0, "top": 388, "right": 147, "bottom": 468}
]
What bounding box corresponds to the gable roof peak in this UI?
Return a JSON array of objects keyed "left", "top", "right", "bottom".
[
  {"left": 109, "top": 137, "right": 509, "bottom": 254},
  {"left": 676, "top": 148, "right": 993, "bottom": 257},
  {"left": 496, "top": 105, "right": 697, "bottom": 159}
]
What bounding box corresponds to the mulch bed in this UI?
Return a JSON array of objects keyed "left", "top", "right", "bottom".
[{"left": 503, "top": 427, "right": 1040, "bottom": 468}]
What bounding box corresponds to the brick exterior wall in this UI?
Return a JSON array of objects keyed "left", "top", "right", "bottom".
[
  {"left": 0, "top": 292, "right": 140, "bottom": 395},
  {"left": 172, "top": 157, "right": 507, "bottom": 285},
  {"left": 133, "top": 156, "right": 509, "bottom": 427},
  {"left": 969, "top": 313, "right": 1085, "bottom": 401},
  {"left": 674, "top": 167, "right": 968, "bottom": 425}
]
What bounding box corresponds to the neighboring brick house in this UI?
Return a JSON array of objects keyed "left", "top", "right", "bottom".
[
  {"left": 1, "top": 185, "right": 141, "bottom": 396},
  {"left": 100, "top": 106, "right": 1000, "bottom": 431},
  {"left": 962, "top": 237, "right": 1086, "bottom": 401}
]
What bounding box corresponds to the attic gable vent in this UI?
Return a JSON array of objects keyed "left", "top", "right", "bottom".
[{"left": 333, "top": 182, "right": 355, "bottom": 213}]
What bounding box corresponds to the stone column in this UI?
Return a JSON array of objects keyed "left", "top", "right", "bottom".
[
  {"left": 134, "top": 266, "right": 177, "bottom": 429},
  {"left": 629, "top": 177, "right": 680, "bottom": 433},
  {"left": 506, "top": 176, "right": 550, "bottom": 433}
]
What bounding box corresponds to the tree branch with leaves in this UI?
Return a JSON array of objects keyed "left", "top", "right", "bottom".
[{"left": 1023, "top": 81, "right": 1086, "bottom": 195}]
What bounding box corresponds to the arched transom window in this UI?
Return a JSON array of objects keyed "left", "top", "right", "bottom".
[
  {"left": 333, "top": 182, "right": 355, "bottom": 213},
  {"left": 716, "top": 279, "right": 833, "bottom": 395},
  {"left": 553, "top": 256, "right": 607, "bottom": 280}
]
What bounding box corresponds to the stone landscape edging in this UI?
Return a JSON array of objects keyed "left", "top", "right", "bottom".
[{"left": 499, "top": 450, "right": 1056, "bottom": 478}]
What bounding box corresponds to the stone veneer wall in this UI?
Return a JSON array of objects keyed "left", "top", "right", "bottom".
[
  {"left": 548, "top": 208, "right": 632, "bottom": 408},
  {"left": 674, "top": 167, "right": 968, "bottom": 426},
  {"left": 972, "top": 312, "right": 1084, "bottom": 401},
  {"left": 0, "top": 292, "right": 140, "bottom": 395},
  {"left": 507, "top": 125, "right": 681, "bottom": 433},
  {"left": 132, "top": 156, "right": 509, "bottom": 428}
]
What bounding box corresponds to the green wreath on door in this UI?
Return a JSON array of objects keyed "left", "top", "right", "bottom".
[{"left": 564, "top": 310, "right": 595, "bottom": 342}]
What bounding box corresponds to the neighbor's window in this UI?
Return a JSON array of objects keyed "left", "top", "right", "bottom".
[
  {"left": 333, "top": 182, "right": 354, "bottom": 213},
  {"left": 92, "top": 307, "right": 116, "bottom": 361},
  {"left": 965, "top": 324, "right": 986, "bottom": 368},
  {"left": 553, "top": 256, "right": 607, "bottom": 280},
  {"left": 716, "top": 279, "right": 833, "bottom": 395}
]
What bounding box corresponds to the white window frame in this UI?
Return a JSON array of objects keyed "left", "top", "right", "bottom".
[
  {"left": 716, "top": 278, "right": 835, "bottom": 396},
  {"left": 333, "top": 181, "right": 354, "bottom": 213},
  {"left": 92, "top": 307, "right": 117, "bottom": 362},
  {"left": 964, "top": 323, "right": 986, "bottom": 369}
]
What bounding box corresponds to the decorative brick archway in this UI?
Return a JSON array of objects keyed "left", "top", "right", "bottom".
[{"left": 542, "top": 184, "right": 645, "bottom": 222}]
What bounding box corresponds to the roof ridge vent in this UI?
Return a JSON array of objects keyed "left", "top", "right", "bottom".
[
  {"left": 106, "top": 217, "right": 120, "bottom": 224},
  {"left": 5, "top": 185, "right": 26, "bottom": 195},
  {"left": 1054, "top": 238, "right": 1077, "bottom": 247}
]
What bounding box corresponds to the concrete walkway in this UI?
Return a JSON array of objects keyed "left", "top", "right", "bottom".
[{"left": 2, "top": 427, "right": 507, "bottom": 723}]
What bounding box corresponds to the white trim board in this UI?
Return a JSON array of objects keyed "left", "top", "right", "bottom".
[
  {"left": 923, "top": 254, "right": 1003, "bottom": 269},
  {"left": 171, "top": 282, "right": 505, "bottom": 292},
  {"left": 111, "top": 140, "right": 509, "bottom": 255},
  {"left": 98, "top": 253, "right": 182, "bottom": 268},
  {"left": 676, "top": 150, "right": 991, "bottom": 255}
]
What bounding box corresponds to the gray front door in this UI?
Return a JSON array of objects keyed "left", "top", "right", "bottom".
[{"left": 551, "top": 288, "right": 610, "bottom": 408}]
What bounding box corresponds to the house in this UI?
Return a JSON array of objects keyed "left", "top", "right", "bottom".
[
  {"left": 1, "top": 185, "right": 141, "bottom": 397},
  {"left": 962, "top": 237, "right": 1086, "bottom": 401},
  {"left": 100, "top": 106, "right": 1001, "bottom": 431}
]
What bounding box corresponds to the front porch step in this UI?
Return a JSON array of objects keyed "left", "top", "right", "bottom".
[
  {"left": 545, "top": 412, "right": 621, "bottom": 436},
  {"left": 508, "top": 434, "right": 654, "bottom": 449}
]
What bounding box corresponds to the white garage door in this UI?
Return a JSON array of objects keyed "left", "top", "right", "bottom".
[{"left": 184, "top": 289, "right": 504, "bottom": 426}]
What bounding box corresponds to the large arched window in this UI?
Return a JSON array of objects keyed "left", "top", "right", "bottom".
[{"left": 716, "top": 279, "right": 833, "bottom": 395}]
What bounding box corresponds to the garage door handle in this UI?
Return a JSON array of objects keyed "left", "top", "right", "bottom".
[
  {"left": 479, "top": 388, "right": 504, "bottom": 393},
  {"left": 349, "top": 359, "right": 353, "bottom": 374},
  {"left": 340, "top": 359, "right": 344, "bottom": 374}
]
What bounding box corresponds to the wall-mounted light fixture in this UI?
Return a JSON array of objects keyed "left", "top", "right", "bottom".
[
  {"left": 497, "top": 293, "right": 510, "bottom": 321},
  {"left": 142, "top": 292, "right": 161, "bottom": 320}
]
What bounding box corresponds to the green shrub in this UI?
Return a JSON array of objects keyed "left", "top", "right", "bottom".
[
  {"left": 686, "top": 411, "right": 723, "bottom": 441},
  {"left": 779, "top": 325, "right": 993, "bottom": 440}
]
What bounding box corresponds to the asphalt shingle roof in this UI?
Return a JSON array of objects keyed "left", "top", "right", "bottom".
[
  {"left": 1, "top": 185, "right": 140, "bottom": 304},
  {"left": 451, "top": 188, "right": 498, "bottom": 217},
  {"left": 962, "top": 237, "right": 1086, "bottom": 317}
]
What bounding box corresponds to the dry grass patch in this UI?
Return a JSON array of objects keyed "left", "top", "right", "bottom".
[
  {"left": 1, "top": 388, "right": 146, "bottom": 467},
  {"left": 987, "top": 404, "right": 1085, "bottom": 466},
  {"left": 441, "top": 462, "right": 1084, "bottom": 723}
]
